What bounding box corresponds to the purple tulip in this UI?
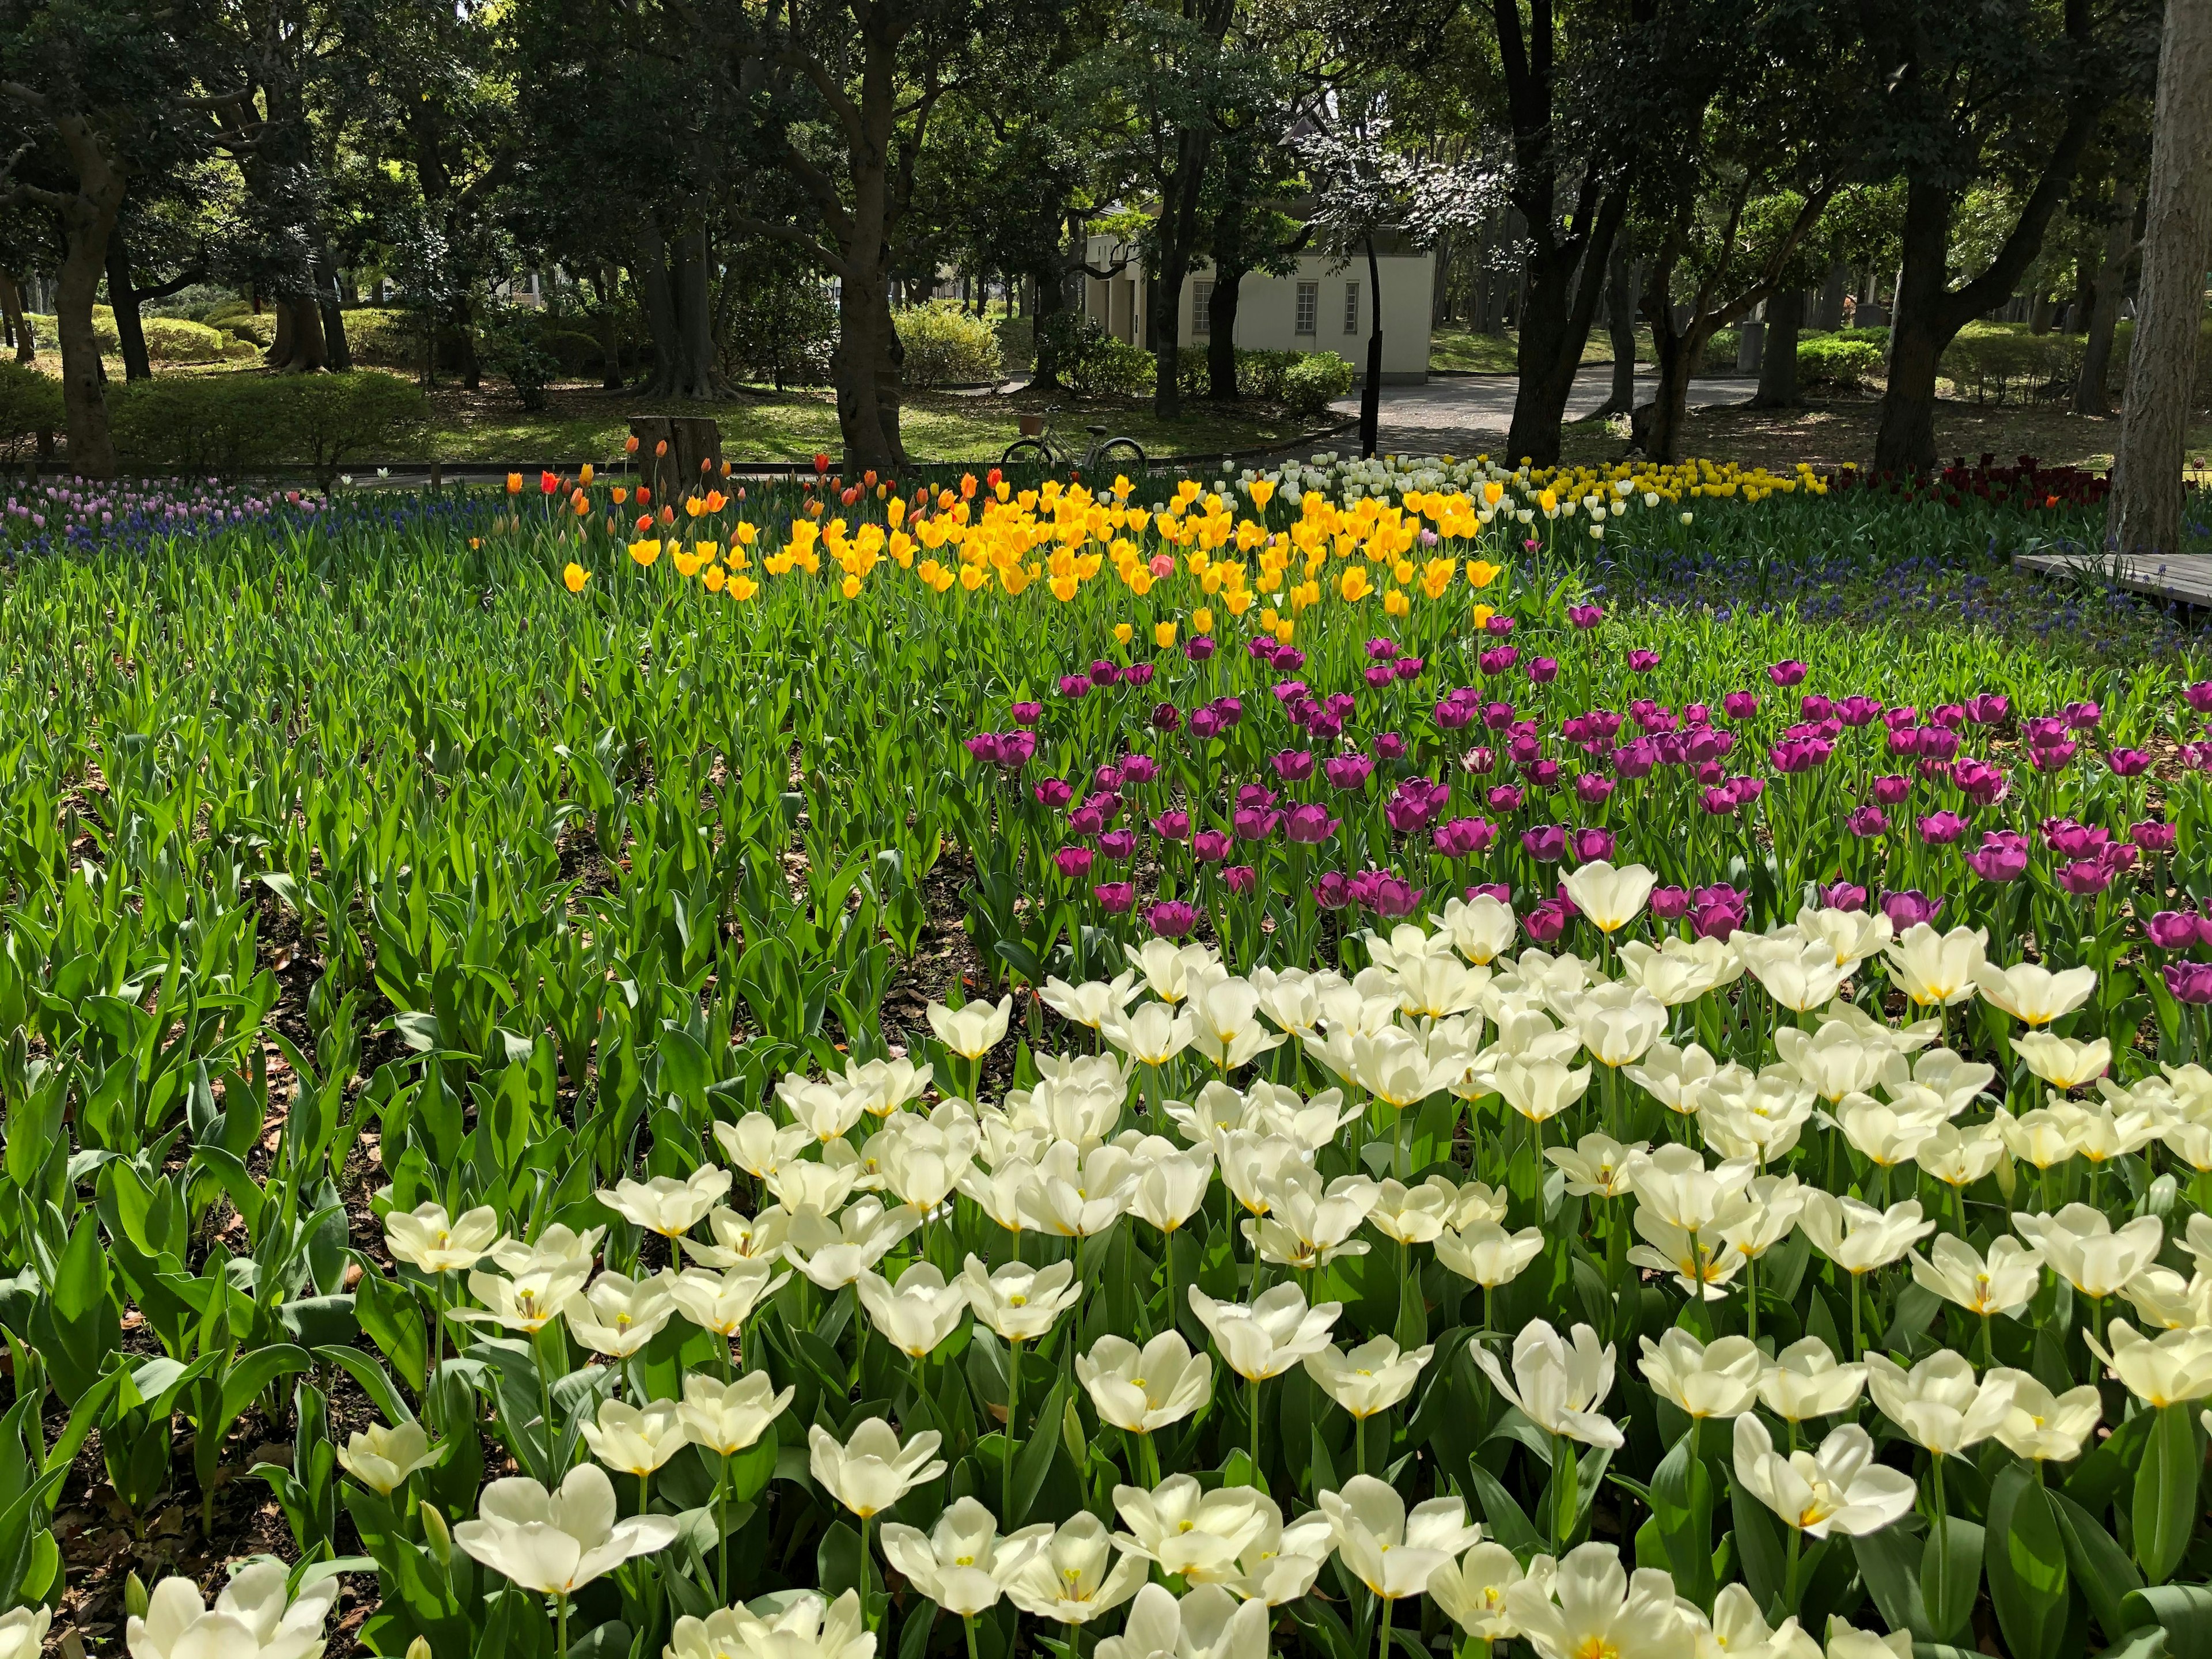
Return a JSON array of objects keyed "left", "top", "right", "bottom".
[
  {"left": 1222, "top": 865, "right": 1257, "bottom": 895},
  {"left": 2056, "top": 859, "right": 2113, "bottom": 896},
  {"left": 1801, "top": 694, "right": 1835, "bottom": 721},
  {"left": 1237, "top": 784, "right": 1278, "bottom": 811},
  {"left": 1880, "top": 889, "right": 1944, "bottom": 930},
  {"left": 1884, "top": 706, "right": 1919, "bottom": 733},
  {"left": 1650, "top": 886, "right": 1690, "bottom": 920},
  {"left": 1481, "top": 700, "right": 1517, "bottom": 732},
  {"left": 1487, "top": 783, "right": 1525, "bottom": 812},
  {"left": 1233, "top": 806, "right": 1282, "bottom": 841},
  {"left": 1193, "top": 830, "right": 1232, "bottom": 863},
  {"left": 1567, "top": 604, "right": 1603, "bottom": 628},
  {"left": 1627, "top": 650, "right": 1660, "bottom": 673},
  {"left": 1722, "top": 691, "right": 1759, "bottom": 721},
  {"left": 1834, "top": 696, "right": 1880, "bottom": 728},
  {"left": 1918, "top": 811, "right": 1969, "bottom": 844},
  {"left": 1771, "top": 738, "right": 1834, "bottom": 773},
  {"left": 1152, "top": 702, "right": 1181, "bottom": 732},
  {"left": 1433, "top": 817, "right": 1498, "bottom": 857},
  {"left": 1147, "top": 900, "right": 1199, "bottom": 939},
  {"left": 2065, "top": 700, "right": 2101, "bottom": 730},
  {"left": 1185, "top": 637, "right": 1217, "bottom": 662},
  {"left": 1272, "top": 749, "right": 1317, "bottom": 783},
  {"left": 1365, "top": 637, "right": 1400, "bottom": 661},
  {"left": 2147, "top": 911, "right": 2202, "bottom": 950},
  {"left": 1209, "top": 695, "right": 1244, "bottom": 728},
  {"left": 1313, "top": 872, "right": 1354, "bottom": 910},
  {"left": 1035, "top": 778, "right": 1074, "bottom": 809},
  {"left": 1099, "top": 830, "right": 1137, "bottom": 861},
  {"left": 2133, "top": 820, "right": 2179, "bottom": 853},
  {"left": 1011, "top": 702, "right": 1043, "bottom": 726},
  {"left": 1570, "top": 827, "right": 1615, "bottom": 862},
  {"left": 1729, "top": 777, "right": 1766, "bottom": 806},
  {"left": 1691, "top": 885, "right": 1747, "bottom": 941},
  {"left": 1054, "top": 846, "right": 1095, "bottom": 880},
  {"left": 1767, "top": 660, "right": 1807, "bottom": 687},
  {"left": 1930, "top": 703, "right": 1966, "bottom": 730},
  {"left": 1485, "top": 614, "right": 1516, "bottom": 636},
  {"left": 1435, "top": 696, "right": 1476, "bottom": 732},
  {"left": 1059, "top": 674, "right": 1092, "bottom": 699},
  {"left": 1152, "top": 810, "right": 1191, "bottom": 842},
  {"left": 1396, "top": 656, "right": 1425, "bottom": 681},
  {"left": 1522, "top": 824, "right": 1568, "bottom": 862},
  {"left": 1089, "top": 660, "right": 1118, "bottom": 687},
  {"left": 1847, "top": 805, "right": 1889, "bottom": 838},
  {"left": 2044, "top": 819, "right": 2108, "bottom": 858},
  {"left": 1093, "top": 881, "right": 1135, "bottom": 914},
  {"left": 1702, "top": 787, "right": 1738, "bottom": 817},
  {"left": 1952, "top": 757, "right": 2008, "bottom": 806},
  {"left": 2166, "top": 962, "right": 2212, "bottom": 1005},
  {"left": 1479, "top": 646, "right": 1520, "bottom": 677},
  {"left": 1188, "top": 707, "right": 1225, "bottom": 740},
  {"left": 1324, "top": 693, "right": 1358, "bottom": 722},
  {"left": 1376, "top": 732, "right": 1408, "bottom": 760},
  {"left": 1463, "top": 745, "right": 1498, "bottom": 776},
  {"left": 1365, "top": 664, "right": 1397, "bottom": 689},
  {"left": 1325, "top": 754, "right": 1375, "bottom": 791},
  {"left": 1123, "top": 663, "right": 1156, "bottom": 688},
  {"left": 1522, "top": 900, "right": 1569, "bottom": 943},
  {"left": 1819, "top": 881, "right": 1868, "bottom": 912},
  {"left": 1963, "top": 693, "right": 2008, "bottom": 724},
  {"left": 1574, "top": 773, "right": 1616, "bottom": 807},
  {"left": 1528, "top": 657, "right": 1559, "bottom": 684},
  {"left": 1465, "top": 882, "right": 1514, "bottom": 906},
  {"left": 1285, "top": 804, "right": 1341, "bottom": 844},
  {"left": 1964, "top": 832, "right": 2029, "bottom": 884},
  {"left": 2184, "top": 682, "right": 2212, "bottom": 714},
  {"left": 1094, "top": 762, "right": 1125, "bottom": 791},
  {"left": 1613, "top": 741, "right": 1657, "bottom": 781},
  {"left": 964, "top": 733, "right": 1004, "bottom": 764},
  {"left": 2109, "top": 748, "right": 2152, "bottom": 778},
  {"left": 1119, "top": 755, "right": 1160, "bottom": 786}
]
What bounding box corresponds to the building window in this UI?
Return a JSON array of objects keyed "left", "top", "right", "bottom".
[
  {"left": 1295, "top": 281, "right": 1318, "bottom": 335},
  {"left": 1344, "top": 282, "right": 1360, "bottom": 334},
  {"left": 1193, "top": 279, "right": 1214, "bottom": 336}
]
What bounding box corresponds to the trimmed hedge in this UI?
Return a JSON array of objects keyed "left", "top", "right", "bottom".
[
  {"left": 0, "top": 362, "right": 63, "bottom": 455},
  {"left": 107, "top": 370, "right": 430, "bottom": 483}
]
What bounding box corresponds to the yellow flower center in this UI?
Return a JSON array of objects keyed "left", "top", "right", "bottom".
[{"left": 1573, "top": 1638, "right": 1619, "bottom": 1659}]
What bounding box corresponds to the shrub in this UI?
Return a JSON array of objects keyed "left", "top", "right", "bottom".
[
  {"left": 1699, "top": 328, "right": 1741, "bottom": 374},
  {"left": 894, "top": 302, "right": 1002, "bottom": 388},
  {"left": 109, "top": 370, "right": 429, "bottom": 482},
  {"left": 1940, "top": 322, "right": 2080, "bottom": 406},
  {"left": 1796, "top": 331, "right": 1887, "bottom": 389},
  {"left": 142, "top": 285, "right": 242, "bottom": 322},
  {"left": 141, "top": 317, "right": 230, "bottom": 363},
  {"left": 993, "top": 315, "right": 1033, "bottom": 377},
  {"left": 1176, "top": 346, "right": 1209, "bottom": 400},
  {"left": 342, "top": 308, "right": 423, "bottom": 369},
  {"left": 0, "top": 361, "right": 63, "bottom": 456},
  {"left": 726, "top": 280, "right": 838, "bottom": 389},
  {"left": 479, "top": 306, "right": 559, "bottom": 411},
  {"left": 1235, "top": 349, "right": 1301, "bottom": 401},
  {"left": 26, "top": 310, "right": 120, "bottom": 354},
  {"left": 1059, "top": 319, "right": 1152, "bottom": 400},
  {"left": 1280, "top": 351, "right": 1356, "bottom": 418}
]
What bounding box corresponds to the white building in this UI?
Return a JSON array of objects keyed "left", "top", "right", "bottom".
[{"left": 1081, "top": 231, "right": 1434, "bottom": 384}]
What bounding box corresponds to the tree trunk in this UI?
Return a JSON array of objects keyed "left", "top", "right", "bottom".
[
  {"left": 104, "top": 232, "right": 151, "bottom": 382},
  {"left": 0, "top": 274, "right": 29, "bottom": 360},
  {"left": 2068, "top": 252, "right": 2096, "bottom": 333},
  {"left": 2114, "top": 0, "right": 2212, "bottom": 557},
  {"left": 55, "top": 206, "right": 120, "bottom": 477},
  {"left": 1505, "top": 183, "right": 1630, "bottom": 465},
  {"left": 638, "top": 230, "right": 681, "bottom": 395},
  {"left": 1208, "top": 263, "right": 1244, "bottom": 401},
  {"left": 269, "top": 295, "right": 328, "bottom": 372},
  {"left": 661, "top": 228, "right": 726, "bottom": 399},
  {"left": 2029, "top": 291, "right": 2057, "bottom": 334},
  {"left": 1030, "top": 260, "right": 1068, "bottom": 391},
  {"left": 316, "top": 248, "right": 350, "bottom": 372},
  {"left": 2074, "top": 182, "right": 2139, "bottom": 417},
  {"left": 1593, "top": 242, "right": 1640, "bottom": 418},
  {"left": 832, "top": 270, "right": 904, "bottom": 470},
  {"left": 1814, "top": 260, "right": 1847, "bottom": 330},
  {"left": 1753, "top": 288, "right": 1804, "bottom": 407},
  {"left": 1149, "top": 124, "right": 1213, "bottom": 423},
  {"left": 1359, "top": 236, "right": 1384, "bottom": 458}
]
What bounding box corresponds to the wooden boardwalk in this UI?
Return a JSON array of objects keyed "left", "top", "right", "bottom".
[{"left": 2014, "top": 548, "right": 2212, "bottom": 607}]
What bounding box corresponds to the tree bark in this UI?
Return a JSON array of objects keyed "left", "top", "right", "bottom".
[
  {"left": 1148, "top": 126, "right": 1213, "bottom": 423},
  {"left": 2114, "top": 0, "right": 2212, "bottom": 556},
  {"left": 0, "top": 274, "right": 28, "bottom": 360},
  {"left": 1506, "top": 177, "right": 1629, "bottom": 464},
  {"left": 1814, "top": 260, "right": 1846, "bottom": 330},
  {"left": 104, "top": 230, "right": 151, "bottom": 382},
  {"left": 2073, "top": 181, "right": 2138, "bottom": 417},
  {"left": 1873, "top": 25, "right": 2102, "bottom": 475},
  {"left": 638, "top": 228, "right": 681, "bottom": 393},
  {"left": 316, "top": 248, "right": 351, "bottom": 372},
  {"left": 1207, "top": 262, "right": 1244, "bottom": 402},
  {"left": 1753, "top": 288, "right": 1803, "bottom": 407},
  {"left": 1029, "top": 257, "right": 1069, "bottom": 391},
  {"left": 1359, "top": 234, "right": 1384, "bottom": 458},
  {"left": 270, "top": 295, "right": 329, "bottom": 372},
  {"left": 20, "top": 103, "right": 129, "bottom": 478},
  {"left": 1592, "top": 241, "right": 1639, "bottom": 419},
  {"left": 2029, "top": 291, "right": 2057, "bottom": 334}
]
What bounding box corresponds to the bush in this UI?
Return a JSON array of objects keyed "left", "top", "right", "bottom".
[
  {"left": 726, "top": 280, "right": 838, "bottom": 389},
  {"left": 109, "top": 370, "right": 429, "bottom": 483},
  {"left": 1280, "top": 352, "right": 1357, "bottom": 419},
  {"left": 141, "top": 317, "right": 230, "bottom": 363},
  {"left": 1176, "top": 346, "right": 1209, "bottom": 400},
  {"left": 1796, "top": 331, "right": 1887, "bottom": 389},
  {"left": 1700, "top": 328, "right": 1741, "bottom": 374},
  {"left": 0, "top": 362, "right": 63, "bottom": 456},
  {"left": 142, "top": 285, "right": 242, "bottom": 323},
  {"left": 993, "top": 315, "right": 1034, "bottom": 377},
  {"left": 1059, "top": 319, "right": 1153, "bottom": 400},
  {"left": 893, "top": 302, "right": 1002, "bottom": 388},
  {"left": 479, "top": 306, "right": 558, "bottom": 411},
  {"left": 26, "top": 311, "right": 120, "bottom": 354},
  {"left": 1235, "top": 349, "right": 1301, "bottom": 401},
  {"left": 342, "top": 308, "right": 422, "bottom": 369},
  {"left": 1940, "top": 322, "right": 2080, "bottom": 406}
]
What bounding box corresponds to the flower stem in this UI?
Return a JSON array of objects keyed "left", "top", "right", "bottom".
[
  {"left": 1378, "top": 1591, "right": 1395, "bottom": 1659},
  {"left": 1005, "top": 1337, "right": 1023, "bottom": 1517},
  {"left": 862, "top": 1512, "right": 874, "bottom": 1632},
  {"left": 556, "top": 1591, "right": 570, "bottom": 1659}
]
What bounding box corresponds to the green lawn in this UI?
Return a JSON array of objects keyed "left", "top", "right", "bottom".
[
  {"left": 1428, "top": 324, "right": 1648, "bottom": 375},
  {"left": 403, "top": 382, "right": 1332, "bottom": 467}
]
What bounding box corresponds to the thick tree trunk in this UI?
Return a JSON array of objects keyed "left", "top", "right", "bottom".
[
  {"left": 1593, "top": 242, "right": 1640, "bottom": 419},
  {"left": 1814, "top": 260, "right": 1846, "bottom": 330},
  {"left": 1505, "top": 184, "right": 1630, "bottom": 465},
  {"left": 2029, "top": 291, "right": 2057, "bottom": 334},
  {"left": 56, "top": 215, "right": 119, "bottom": 477},
  {"left": 832, "top": 271, "right": 905, "bottom": 470},
  {"left": 1029, "top": 262, "right": 1068, "bottom": 391},
  {"left": 268, "top": 295, "right": 328, "bottom": 372},
  {"left": 104, "top": 232, "right": 151, "bottom": 382},
  {"left": 1874, "top": 181, "right": 1958, "bottom": 472},
  {"left": 1359, "top": 236, "right": 1384, "bottom": 457},
  {"left": 1753, "top": 288, "right": 1804, "bottom": 407},
  {"left": 0, "top": 274, "right": 29, "bottom": 360},
  {"left": 1207, "top": 264, "right": 1243, "bottom": 401},
  {"left": 2074, "top": 183, "right": 2138, "bottom": 417},
  {"left": 1633, "top": 319, "right": 1711, "bottom": 463},
  {"left": 638, "top": 232, "right": 681, "bottom": 394},
  {"left": 2114, "top": 0, "right": 2212, "bottom": 556},
  {"left": 641, "top": 228, "right": 725, "bottom": 400},
  {"left": 316, "top": 249, "right": 350, "bottom": 372}
]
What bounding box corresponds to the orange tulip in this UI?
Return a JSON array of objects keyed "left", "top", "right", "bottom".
[
  {"left": 624, "top": 434, "right": 641, "bottom": 454},
  {"left": 611, "top": 486, "right": 628, "bottom": 505},
  {"left": 656, "top": 439, "right": 669, "bottom": 457},
  {"left": 579, "top": 463, "right": 594, "bottom": 484},
  {"left": 637, "top": 486, "right": 651, "bottom": 505},
  {"left": 506, "top": 472, "right": 522, "bottom": 495}
]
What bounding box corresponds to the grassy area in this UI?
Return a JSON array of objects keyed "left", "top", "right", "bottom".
[
  {"left": 396, "top": 380, "right": 1327, "bottom": 465},
  {"left": 1553, "top": 391, "right": 2212, "bottom": 476},
  {"left": 1428, "top": 324, "right": 1642, "bottom": 374}
]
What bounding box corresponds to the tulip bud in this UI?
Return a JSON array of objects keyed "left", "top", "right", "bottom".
[
  {"left": 1062, "top": 1396, "right": 1088, "bottom": 1467},
  {"left": 126, "top": 1570, "right": 150, "bottom": 1622},
  {"left": 422, "top": 1502, "right": 453, "bottom": 1564},
  {"left": 408, "top": 1641, "right": 433, "bottom": 1659},
  {"left": 1993, "top": 1145, "right": 2017, "bottom": 1203}
]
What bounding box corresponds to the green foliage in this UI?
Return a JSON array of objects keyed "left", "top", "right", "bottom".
[
  {"left": 341, "top": 308, "right": 424, "bottom": 370},
  {"left": 893, "top": 302, "right": 1002, "bottom": 388},
  {"left": 139, "top": 317, "right": 230, "bottom": 363},
  {"left": 0, "top": 361, "right": 63, "bottom": 450},
  {"left": 107, "top": 372, "right": 430, "bottom": 480},
  {"left": 479, "top": 306, "right": 559, "bottom": 411},
  {"left": 1059, "top": 319, "right": 1152, "bottom": 400},
  {"left": 1940, "top": 322, "right": 2081, "bottom": 407},
  {"left": 1279, "top": 351, "right": 1355, "bottom": 418},
  {"left": 1796, "top": 330, "right": 1888, "bottom": 389},
  {"left": 726, "top": 279, "right": 838, "bottom": 389}
]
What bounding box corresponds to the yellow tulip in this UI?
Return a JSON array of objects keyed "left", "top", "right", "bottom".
[
  {"left": 1154, "top": 621, "right": 1178, "bottom": 649},
  {"left": 562, "top": 562, "right": 589, "bottom": 593}
]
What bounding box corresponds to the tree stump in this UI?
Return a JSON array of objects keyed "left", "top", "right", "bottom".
[{"left": 629, "top": 415, "right": 724, "bottom": 504}]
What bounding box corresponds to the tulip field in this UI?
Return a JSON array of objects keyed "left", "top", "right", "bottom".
[{"left": 5, "top": 450, "right": 2212, "bottom": 1659}]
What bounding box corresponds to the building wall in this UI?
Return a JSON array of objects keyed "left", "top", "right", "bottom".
[{"left": 1082, "top": 240, "right": 1433, "bottom": 384}]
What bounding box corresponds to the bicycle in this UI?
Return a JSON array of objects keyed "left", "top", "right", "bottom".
[{"left": 998, "top": 407, "right": 1148, "bottom": 475}]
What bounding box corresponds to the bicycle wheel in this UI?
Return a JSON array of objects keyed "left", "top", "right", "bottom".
[
  {"left": 999, "top": 438, "right": 1052, "bottom": 468},
  {"left": 1092, "top": 437, "right": 1147, "bottom": 475}
]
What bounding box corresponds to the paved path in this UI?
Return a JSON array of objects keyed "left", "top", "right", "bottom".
[{"left": 1311, "top": 363, "right": 1752, "bottom": 462}]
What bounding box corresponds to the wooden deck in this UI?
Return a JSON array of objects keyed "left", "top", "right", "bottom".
[{"left": 2014, "top": 548, "right": 2212, "bottom": 607}]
